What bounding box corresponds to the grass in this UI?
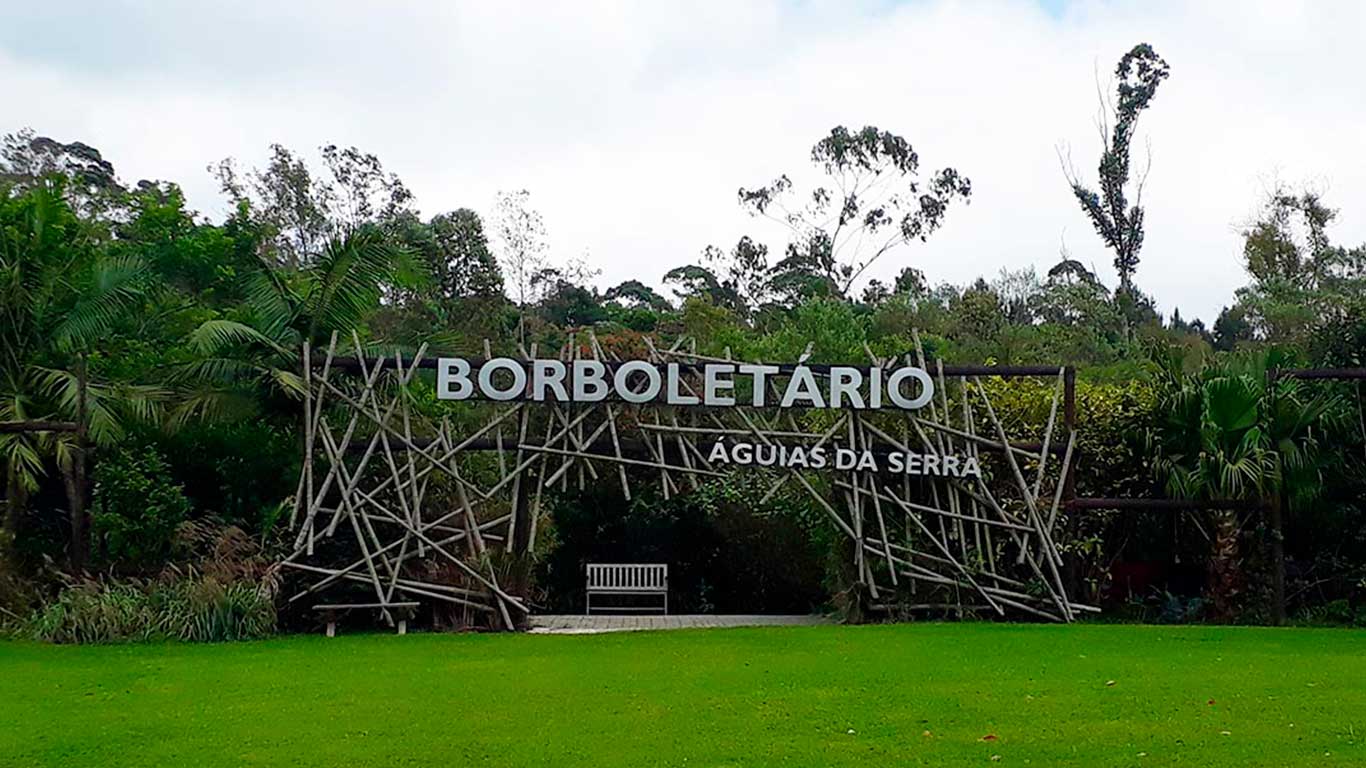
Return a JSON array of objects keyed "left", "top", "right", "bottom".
[{"left": 2, "top": 623, "right": 1364, "bottom": 767}]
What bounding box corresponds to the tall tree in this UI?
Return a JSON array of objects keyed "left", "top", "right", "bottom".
[
  {"left": 491, "top": 190, "right": 549, "bottom": 343},
  {"left": 211, "top": 143, "right": 413, "bottom": 269},
  {"left": 738, "top": 125, "right": 971, "bottom": 298},
  {"left": 1, "top": 129, "right": 123, "bottom": 217},
  {"left": 604, "top": 280, "right": 670, "bottom": 311},
  {"left": 1064, "top": 44, "right": 1170, "bottom": 295},
  {"left": 661, "top": 264, "right": 743, "bottom": 314}
]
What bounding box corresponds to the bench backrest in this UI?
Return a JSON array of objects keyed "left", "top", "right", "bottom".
[{"left": 586, "top": 563, "right": 668, "bottom": 591}]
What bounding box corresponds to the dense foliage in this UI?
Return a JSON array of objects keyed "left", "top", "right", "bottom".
[{"left": 3, "top": 43, "right": 1365, "bottom": 638}]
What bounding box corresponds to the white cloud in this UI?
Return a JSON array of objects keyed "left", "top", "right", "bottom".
[{"left": 3, "top": 0, "right": 1364, "bottom": 321}]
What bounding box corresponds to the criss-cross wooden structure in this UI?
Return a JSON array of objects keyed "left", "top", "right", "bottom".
[{"left": 281, "top": 331, "right": 1093, "bottom": 629}]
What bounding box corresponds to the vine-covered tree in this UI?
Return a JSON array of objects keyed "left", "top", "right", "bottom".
[
  {"left": 425, "top": 208, "right": 504, "bottom": 302},
  {"left": 1063, "top": 43, "right": 1170, "bottom": 295}
]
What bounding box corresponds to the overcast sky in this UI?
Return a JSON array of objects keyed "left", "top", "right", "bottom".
[{"left": 4, "top": 0, "right": 1365, "bottom": 322}]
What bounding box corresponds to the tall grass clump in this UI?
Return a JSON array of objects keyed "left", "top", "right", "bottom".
[
  {"left": 18, "top": 520, "right": 280, "bottom": 644},
  {"left": 21, "top": 573, "right": 277, "bottom": 644}
]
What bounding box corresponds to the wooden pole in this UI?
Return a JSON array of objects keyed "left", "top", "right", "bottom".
[
  {"left": 1269, "top": 494, "right": 1286, "bottom": 626},
  {"left": 71, "top": 355, "right": 89, "bottom": 570}
]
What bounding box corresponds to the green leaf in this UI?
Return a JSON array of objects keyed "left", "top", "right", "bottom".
[{"left": 1204, "top": 376, "right": 1258, "bottom": 432}]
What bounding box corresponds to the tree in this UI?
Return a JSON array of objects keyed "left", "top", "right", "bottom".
[
  {"left": 491, "top": 190, "right": 550, "bottom": 343},
  {"left": 177, "top": 225, "right": 422, "bottom": 425},
  {"left": 949, "top": 279, "right": 1005, "bottom": 342},
  {"left": 604, "top": 280, "right": 670, "bottom": 311},
  {"left": 1213, "top": 305, "right": 1254, "bottom": 352},
  {"left": 991, "top": 267, "right": 1041, "bottom": 326},
  {"left": 0, "top": 178, "right": 165, "bottom": 565},
  {"left": 893, "top": 266, "right": 929, "bottom": 298},
  {"left": 490, "top": 190, "right": 548, "bottom": 308},
  {"left": 211, "top": 143, "right": 414, "bottom": 269},
  {"left": 536, "top": 275, "right": 608, "bottom": 328},
  {"left": 1230, "top": 188, "right": 1366, "bottom": 345},
  {"left": 739, "top": 125, "right": 971, "bottom": 297},
  {"left": 412, "top": 208, "right": 504, "bottom": 303},
  {"left": 1063, "top": 44, "right": 1170, "bottom": 296},
  {"left": 1046, "top": 257, "right": 1100, "bottom": 287},
  {"left": 1149, "top": 349, "right": 1334, "bottom": 620},
  {"left": 662, "top": 264, "right": 744, "bottom": 314},
  {"left": 2, "top": 129, "right": 123, "bottom": 217},
  {"left": 860, "top": 279, "right": 891, "bottom": 306}
]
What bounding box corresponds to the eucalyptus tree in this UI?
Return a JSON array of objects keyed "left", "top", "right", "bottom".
[
  {"left": 738, "top": 125, "right": 971, "bottom": 299},
  {"left": 211, "top": 143, "right": 414, "bottom": 270}
]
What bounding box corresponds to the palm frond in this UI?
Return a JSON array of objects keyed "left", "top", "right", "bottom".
[
  {"left": 166, "top": 388, "right": 263, "bottom": 432},
  {"left": 189, "top": 319, "right": 292, "bottom": 359},
  {"left": 51, "top": 255, "right": 148, "bottom": 352},
  {"left": 171, "top": 357, "right": 268, "bottom": 386},
  {"left": 30, "top": 366, "right": 168, "bottom": 448},
  {"left": 244, "top": 268, "right": 300, "bottom": 340},
  {"left": 271, "top": 369, "right": 307, "bottom": 398},
  {"left": 306, "top": 229, "right": 413, "bottom": 338},
  {"left": 0, "top": 434, "right": 46, "bottom": 492}
]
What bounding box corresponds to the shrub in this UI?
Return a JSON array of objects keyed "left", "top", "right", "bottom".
[
  {"left": 23, "top": 582, "right": 159, "bottom": 644},
  {"left": 156, "top": 421, "right": 299, "bottom": 535},
  {"left": 1295, "top": 598, "right": 1366, "bottom": 628},
  {"left": 91, "top": 446, "right": 192, "bottom": 571},
  {"left": 153, "top": 575, "right": 277, "bottom": 641}
]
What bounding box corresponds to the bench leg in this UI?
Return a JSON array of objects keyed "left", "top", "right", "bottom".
[
  {"left": 397, "top": 619, "right": 407, "bottom": 636},
  {"left": 325, "top": 621, "right": 336, "bottom": 638}
]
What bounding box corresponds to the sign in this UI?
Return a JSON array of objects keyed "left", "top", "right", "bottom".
[
  {"left": 706, "top": 440, "right": 982, "bottom": 477},
  {"left": 436, "top": 357, "right": 935, "bottom": 411}
]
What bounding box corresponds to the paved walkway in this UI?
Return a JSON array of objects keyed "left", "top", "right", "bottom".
[{"left": 528, "top": 614, "right": 830, "bottom": 634}]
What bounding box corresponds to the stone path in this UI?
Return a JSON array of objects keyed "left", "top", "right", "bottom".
[{"left": 528, "top": 614, "right": 830, "bottom": 634}]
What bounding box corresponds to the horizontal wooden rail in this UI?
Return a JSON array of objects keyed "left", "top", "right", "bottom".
[
  {"left": 1270, "top": 368, "right": 1366, "bottom": 381},
  {"left": 0, "top": 420, "right": 79, "bottom": 434},
  {"left": 1066, "top": 497, "right": 1266, "bottom": 512}
]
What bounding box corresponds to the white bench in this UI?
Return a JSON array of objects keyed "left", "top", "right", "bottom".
[{"left": 586, "top": 563, "right": 668, "bottom": 615}]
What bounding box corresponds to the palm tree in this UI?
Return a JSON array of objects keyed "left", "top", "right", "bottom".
[
  {"left": 1, "top": 178, "right": 165, "bottom": 564},
  {"left": 175, "top": 225, "right": 423, "bottom": 426},
  {"left": 1149, "top": 348, "right": 1334, "bottom": 619}
]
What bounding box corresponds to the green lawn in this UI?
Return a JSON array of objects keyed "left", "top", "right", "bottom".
[{"left": 2, "top": 623, "right": 1363, "bottom": 767}]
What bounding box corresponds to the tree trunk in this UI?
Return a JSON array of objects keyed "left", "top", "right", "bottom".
[
  {"left": 2, "top": 470, "right": 27, "bottom": 557},
  {"left": 1269, "top": 495, "right": 1286, "bottom": 626},
  {"left": 61, "top": 463, "right": 89, "bottom": 571},
  {"left": 1207, "top": 509, "right": 1242, "bottom": 621},
  {"left": 69, "top": 355, "right": 90, "bottom": 571}
]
